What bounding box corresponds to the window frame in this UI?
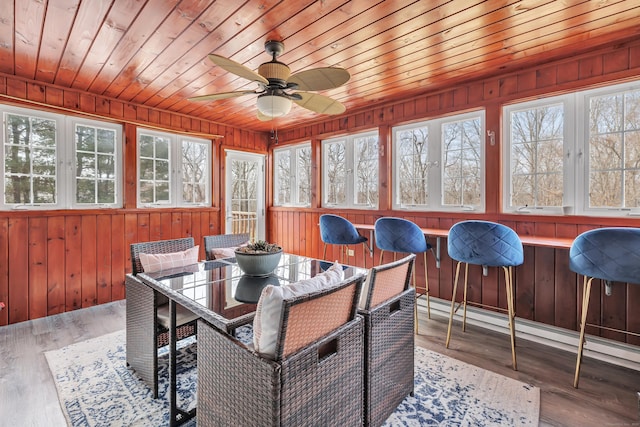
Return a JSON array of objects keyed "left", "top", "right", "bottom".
[
  {"left": 136, "top": 128, "right": 212, "bottom": 208},
  {"left": 0, "top": 104, "right": 123, "bottom": 210},
  {"left": 503, "top": 79, "right": 640, "bottom": 217},
  {"left": 502, "top": 94, "right": 573, "bottom": 215},
  {"left": 273, "top": 141, "right": 312, "bottom": 207},
  {"left": 68, "top": 117, "right": 123, "bottom": 209},
  {"left": 392, "top": 110, "right": 486, "bottom": 212},
  {"left": 321, "top": 130, "right": 379, "bottom": 210}
]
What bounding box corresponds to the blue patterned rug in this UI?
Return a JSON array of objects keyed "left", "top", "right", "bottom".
[{"left": 45, "top": 329, "right": 539, "bottom": 426}]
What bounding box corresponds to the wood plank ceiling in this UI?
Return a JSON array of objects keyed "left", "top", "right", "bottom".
[{"left": 1, "top": 0, "right": 639, "bottom": 133}]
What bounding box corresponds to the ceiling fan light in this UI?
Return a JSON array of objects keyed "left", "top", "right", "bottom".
[{"left": 256, "top": 94, "right": 292, "bottom": 117}]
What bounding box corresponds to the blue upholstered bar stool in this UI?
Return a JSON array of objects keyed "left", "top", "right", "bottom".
[
  {"left": 319, "top": 214, "right": 370, "bottom": 265},
  {"left": 374, "top": 217, "right": 432, "bottom": 331},
  {"left": 445, "top": 220, "right": 524, "bottom": 370},
  {"left": 569, "top": 227, "right": 640, "bottom": 388}
]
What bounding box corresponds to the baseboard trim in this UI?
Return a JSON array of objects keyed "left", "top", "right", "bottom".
[{"left": 418, "top": 296, "right": 640, "bottom": 372}]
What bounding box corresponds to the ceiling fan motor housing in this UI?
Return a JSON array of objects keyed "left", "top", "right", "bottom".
[{"left": 258, "top": 60, "right": 290, "bottom": 87}]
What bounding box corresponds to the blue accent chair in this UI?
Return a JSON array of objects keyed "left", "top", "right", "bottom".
[
  {"left": 569, "top": 227, "right": 640, "bottom": 388},
  {"left": 319, "top": 214, "right": 370, "bottom": 264},
  {"left": 445, "top": 220, "right": 524, "bottom": 370},
  {"left": 374, "top": 217, "right": 432, "bottom": 331}
]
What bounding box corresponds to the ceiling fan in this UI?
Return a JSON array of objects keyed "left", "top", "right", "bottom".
[{"left": 189, "top": 40, "right": 349, "bottom": 121}]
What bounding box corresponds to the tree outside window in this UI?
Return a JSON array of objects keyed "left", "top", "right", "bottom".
[
  {"left": 393, "top": 111, "right": 485, "bottom": 212},
  {"left": 4, "top": 113, "right": 57, "bottom": 205},
  {"left": 588, "top": 90, "right": 640, "bottom": 209},
  {"left": 1, "top": 106, "right": 123, "bottom": 210},
  {"left": 508, "top": 104, "right": 564, "bottom": 208},
  {"left": 322, "top": 131, "right": 378, "bottom": 209},
  {"left": 503, "top": 80, "right": 640, "bottom": 216},
  {"left": 442, "top": 117, "right": 482, "bottom": 207},
  {"left": 75, "top": 124, "right": 117, "bottom": 204},
  {"left": 137, "top": 129, "right": 211, "bottom": 207},
  {"left": 274, "top": 142, "right": 311, "bottom": 207}
]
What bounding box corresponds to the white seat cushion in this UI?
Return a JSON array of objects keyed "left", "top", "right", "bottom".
[{"left": 156, "top": 302, "right": 199, "bottom": 329}]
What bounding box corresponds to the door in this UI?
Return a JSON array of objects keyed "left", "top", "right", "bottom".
[{"left": 225, "top": 150, "right": 265, "bottom": 241}]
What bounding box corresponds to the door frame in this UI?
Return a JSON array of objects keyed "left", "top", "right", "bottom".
[{"left": 224, "top": 149, "right": 265, "bottom": 240}]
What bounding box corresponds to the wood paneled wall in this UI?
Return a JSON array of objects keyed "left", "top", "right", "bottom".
[
  {"left": 0, "top": 73, "right": 269, "bottom": 326},
  {"left": 269, "top": 38, "right": 640, "bottom": 346}
]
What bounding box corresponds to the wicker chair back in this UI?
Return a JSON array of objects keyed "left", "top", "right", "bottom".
[
  {"left": 130, "top": 237, "right": 195, "bottom": 275},
  {"left": 362, "top": 254, "right": 414, "bottom": 310},
  {"left": 203, "top": 233, "right": 250, "bottom": 261},
  {"left": 278, "top": 278, "right": 361, "bottom": 359}
]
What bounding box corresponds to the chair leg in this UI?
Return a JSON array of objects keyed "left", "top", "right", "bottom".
[
  {"left": 461, "top": 263, "right": 469, "bottom": 332},
  {"left": 503, "top": 266, "right": 518, "bottom": 371},
  {"left": 423, "top": 251, "right": 430, "bottom": 320},
  {"left": 322, "top": 243, "right": 328, "bottom": 260},
  {"left": 378, "top": 250, "right": 385, "bottom": 266},
  {"left": 446, "top": 261, "right": 463, "bottom": 348},
  {"left": 574, "top": 276, "right": 593, "bottom": 388}
]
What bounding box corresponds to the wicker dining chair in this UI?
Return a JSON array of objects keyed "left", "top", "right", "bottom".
[
  {"left": 359, "top": 254, "right": 416, "bottom": 427},
  {"left": 197, "top": 274, "right": 366, "bottom": 427},
  {"left": 125, "top": 237, "right": 199, "bottom": 398},
  {"left": 203, "top": 233, "right": 250, "bottom": 261}
]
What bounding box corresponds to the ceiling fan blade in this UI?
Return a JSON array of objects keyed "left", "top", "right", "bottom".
[
  {"left": 287, "top": 67, "right": 350, "bottom": 91},
  {"left": 293, "top": 92, "right": 346, "bottom": 115},
  {"left": 208, "top": 54, "right": 268, "bottom": 85},
  {"left": 188, "top": 90, "right": 256, "bottom": 102}
]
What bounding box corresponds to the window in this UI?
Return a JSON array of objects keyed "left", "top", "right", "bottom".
[
  {"left": 1, "top": 105, "right": 122, "bottom": 210},
  {"left": 504, "top": 97, "right": 567, "bottom": 213},
  {"left": 586, "top": 86, "right": 640, "bottom": 212},
  {"left": 503, "top": 79, "right": 640, "bottom": 217},
  {"left": 74, "top": 122, "right": 118, "bottom": 205},
  {"left": 137, "top": 129, "right": 211, "bottom": 207},
  {"left": 322, "top": 131, "right": 378, "bottom": 209},
  {"left": 393, "top": 111, "right": 485, "bottom": 212},
  {"left": 273, "top": 142, "right": 311, "bottom": 207}
]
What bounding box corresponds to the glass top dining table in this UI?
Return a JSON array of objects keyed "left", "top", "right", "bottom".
[
  {"left": 138, "top": 253, "right": 367, "bottom": 333},
  {"left": 136, "top": 253, "right": 367, "bottom": 426}
]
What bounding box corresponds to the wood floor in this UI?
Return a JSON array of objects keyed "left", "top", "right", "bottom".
[{"left": 0, "top": 300, "right": 638, "bottom": 426}]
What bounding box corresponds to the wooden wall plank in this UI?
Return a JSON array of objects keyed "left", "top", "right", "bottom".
[
  {"left": 81, "top": 215, "right": 97, "bottom": 308},
  {"left": 0, "top": 218, "right": 8, "bottom": 325},
  {"left": 28, "top": 217, "right": 47, "bottom": 320},
  {"left": 516, "top": 246, "right": 536, "bottom": 320},
  {"left": 8, "top": 218, "right": 28, "bottom": 323},
  {"left": 554, "top": 248, "right": 577, "bottom": 331},
  {"left": 111, "top": 214, "right": 126, "bottom": 301},
  {"left": 96, "top": 215, "right": 112, "bottom": 305},
  {"left": 46, "top": 216, "right": 66, "bottom": 316},
  {"left": 64, "top": 216, "right": 82, "bottom": 311}
]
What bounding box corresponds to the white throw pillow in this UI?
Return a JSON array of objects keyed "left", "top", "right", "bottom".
[
  {"left": 357, "top": 269, "right": 374, "bottom": 310},
  {"left": 207, "top": 241, "right": 249, "bottom": 260},
  {"left": 253, "top": 262, "right": 345, "bottom": 358},
  {"left": 209, "top": 246, "right": 237, "bottom": 259},
  {"left": 138, "top": 246, "right": 199, "bottom": 273}
]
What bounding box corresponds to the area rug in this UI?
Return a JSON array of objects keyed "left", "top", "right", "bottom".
[{"left": 45, "top": 330, "right": 539, "bottom": 426}]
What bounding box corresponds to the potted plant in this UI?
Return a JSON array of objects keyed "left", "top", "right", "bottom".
[{"left": 234, "top": 240, "right": 283, "bottom": 276}]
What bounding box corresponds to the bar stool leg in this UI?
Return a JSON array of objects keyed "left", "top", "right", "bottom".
[
  {"left": 446, "top": 261, "right": 463, "bottom": 348},
  {"left": 423, "top": 252, "right": 430, "bottom": 320},
  {"left": 461, "top": 263, "right": 469, "bottom": 332},
  {"left": 574, "top": 276, "right": 593, "bottom": 388},
  {"left": 503, "top": 266, "right": 517, "bottom": 371}
]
